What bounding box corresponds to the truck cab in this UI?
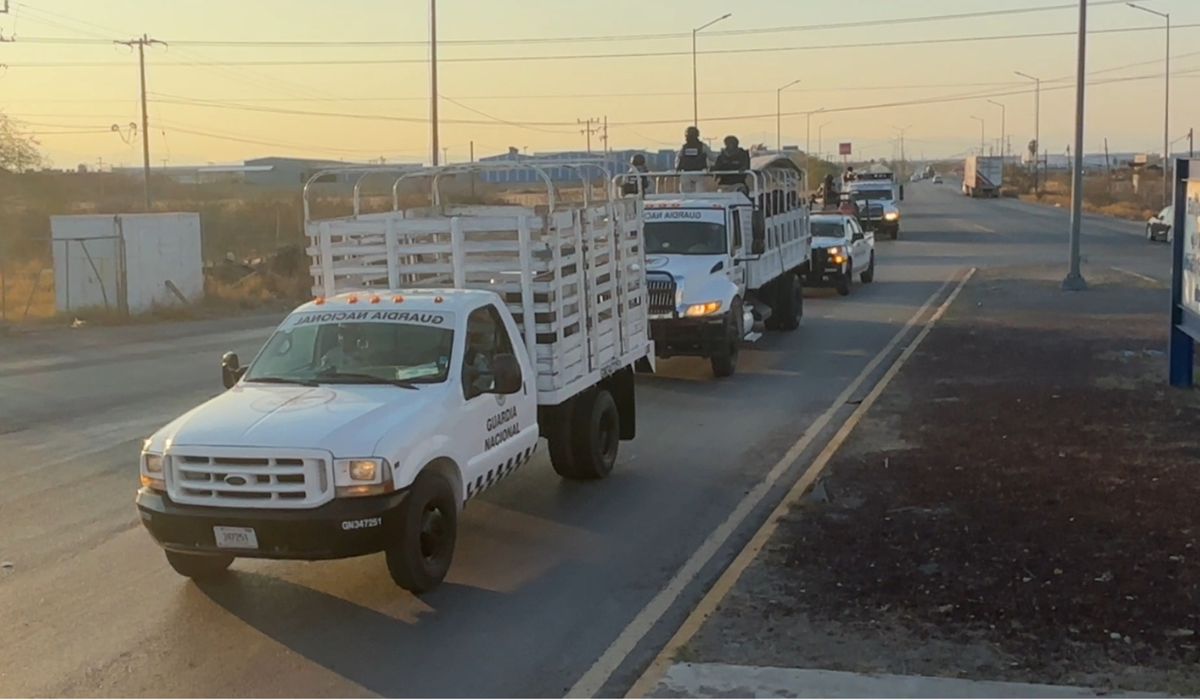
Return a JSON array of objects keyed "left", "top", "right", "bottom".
[
  {"left": 628, "top": 156, "right": 811, "bottom": 378},
  {"left": 846, "top": 171, "right": 902, "bottom": 239}
]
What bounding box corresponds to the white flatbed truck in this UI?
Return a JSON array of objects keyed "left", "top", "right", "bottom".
[
  {"left": 135, "top": 164, "right": 653, "bottom": 594},
  {"left": 617, "top": 155, "right": 811, "bottom": 377}
]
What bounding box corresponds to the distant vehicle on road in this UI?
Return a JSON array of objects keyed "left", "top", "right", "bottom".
[
  {"left": 962, "top": 155, "right": 1002, "bottom": 198},
  {"left": 931, "top": 175, "right": 944, "bottom": 184},
  {"left": 1147, "top": 205, "right": 1174, "bottom": 242},
  {"left": 805, "top": 212, "right": 875, "bottom": 296},
  {"left": 845, "top": 167, "right": 902, "bottom": 239}
]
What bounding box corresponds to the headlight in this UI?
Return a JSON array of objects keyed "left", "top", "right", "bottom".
[
  {"left": 335, "top": 458, "right": 395, "bottom": 498},
  {"left": 141, "top": 451, "right": 166, "bottom": 491},
  {"left": 684, "top": 301, "right": 722, "bottom": 317},
  {"left": 884, "top": 211, "right": 899, "bottom": 221},
  {"left": 826, "top": 246, "right": 843, "bottom": 257}
]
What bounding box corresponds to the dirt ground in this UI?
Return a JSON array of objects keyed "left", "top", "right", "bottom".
[{"left": 686, "top": 265, "right": 1200, "bottom": 695}]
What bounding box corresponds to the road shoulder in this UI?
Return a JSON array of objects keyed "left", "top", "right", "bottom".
[{"left": 636, "top": 264, "right": 1200, "bottom": 698}]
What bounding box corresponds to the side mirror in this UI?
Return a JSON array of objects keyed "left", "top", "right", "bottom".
[
  {"left": 221, "top": 351, "right": 244, "bottom": 389},
  {"left": 852, "top": 231, "right": 865, "bottom": 242},
  {"left": 492, "top": 353, "right": 522, "bottom": 394}
]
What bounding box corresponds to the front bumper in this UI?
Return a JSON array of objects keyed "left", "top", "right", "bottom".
[
  {"left": 135, "top": 487, "right": 410, "bottom": 561},
  {"left": 649, "top": 316, "right": 728, "bottom": 358},
  {"left": 804, "top": 248, "right": 850, "bottom": 286}
]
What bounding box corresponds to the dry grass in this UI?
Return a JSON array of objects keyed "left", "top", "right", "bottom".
[
  {"left": 0, "top": 259, "right": 56, "bottom": 322},
  {"left": 1019, "top": 192, "right": 1155, "bottom": 222}
]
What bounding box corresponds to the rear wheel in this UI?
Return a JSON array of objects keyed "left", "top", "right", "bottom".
[
  {"left": 775, "top": 272, "right": 801, "bottom": 332},
  {"left": 165, "top": 551, "right": 233, "bottom": 580},
  {"left": 385, "top": 470, "right": 458, "bottom": 594},
  {"left": 568, "top": 389, "right": 620, "bottom": 481},
  {"left": 1146, "top": 225, "right": 1156, "bottom": 242}
]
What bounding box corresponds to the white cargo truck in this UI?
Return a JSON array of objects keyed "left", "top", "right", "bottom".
[
  {"left": 617, "top": 155, "right": 811, "bottom": 377},
  {"left": 136, "top": 164, "right": 653, "bottom": 594},
  {"left": 963, "top": 155, "right": 1003, "bottom": 198}
]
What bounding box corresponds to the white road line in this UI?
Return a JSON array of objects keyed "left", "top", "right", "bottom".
[
  {"left": 1110, "top": 266, "right": 1163, "bottom": 284},
  {"left": 564, "top": 268, "right": 967, "bottom": 699}
]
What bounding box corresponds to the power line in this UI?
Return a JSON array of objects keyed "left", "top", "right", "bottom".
[
  {"left": 6, "top": 23, "right": 1199, "bottom": 68},
  {"left": 7, "top": 0, "right": 1134, "bottom": 48}
]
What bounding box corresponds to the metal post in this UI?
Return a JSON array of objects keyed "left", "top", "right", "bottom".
[
  {"left": 988, "top": 100, "right": 1006, "bottom": 173},
  {"left": 1168, "top": 158, "right": 1192, "bottom": 387},
  {"left": 116, "top": 35, "right": 164, "bottom": 210},
  {"left": 1127, "top": 3, "right": 1170, "bottom": 207},
  {"left": 1062, "top": 0, "right": 1089, "bottom": 291},
  {"left": 971, "top": 116, "right": 985, "bottom": 154},
  {"left": 1017, "top": 72, "right": 1042, "bottom": 192},
  {"left": 692, "top": 13, "right": 731, "bottom": 129},
  {"left": 818, "top": 122, "right": 831, "bottom": 161},
  {"left": 430, "top": 0, "right": 440, "bottom": 166}
]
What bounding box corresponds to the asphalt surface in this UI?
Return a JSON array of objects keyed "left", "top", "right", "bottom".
[{"left": 0, "top": 182, "right": 1172, "bottom": 698}]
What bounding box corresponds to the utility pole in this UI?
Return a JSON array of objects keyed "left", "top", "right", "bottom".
[
  {"left": 1015, "top": 71, "right": 1041, "bottom": 192},
  {"left": 894, "top": 125, "right": 912, "bottom": 179},
  {"left": 429, "top": 0, "right": 440, "bottom": 166},
  {"left": 805, "top": 108, "right": 824, "bottom": 158},
  {"left": 115, "top": 34, "right": 166, "bottom": 210},
  {"left": 1189, "top": 128, "right": 1194, "bottom": 157},
  {"left": 602, "top": 115, "right": 610, "bottom": 157},
  {"left": 442, "top": 146, "right": 449, "bottom": 164},
  {"left": 987, "top": 100, "right": 1005, "bottom": 173},
  {"left": 970, "top": 116, "right": 985, "bottom": 154},
  {"left": 1062, "top": 0, "right": 1088, "bottom": 292},
  {"left": 692, "top": 13, "right": 731, "bottom": 128},
  {"left": 578, "top": 118, "right": 600, "bottom": 154}
]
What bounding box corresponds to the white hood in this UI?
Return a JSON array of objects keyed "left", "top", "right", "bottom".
[
  {"left": 152, "top": 383, "right": 441, "bottom": 456},
  {"left": 812, "top": 236, "right": 848, "bottom": 249},
  {"left": 646, "top": 253, "right": 734, "bottom": 306}
]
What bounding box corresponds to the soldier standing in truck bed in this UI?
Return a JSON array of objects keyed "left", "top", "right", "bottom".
[{"left": 676, "top": 126, "right": 711, "bottom": 193}]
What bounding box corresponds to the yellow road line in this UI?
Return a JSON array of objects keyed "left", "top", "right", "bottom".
[
  {"left": 564, "top": 267, "right": 971, "bottom": 699},
  {"left": 623, "top": 266, "right": 976, "bottom": 698}
]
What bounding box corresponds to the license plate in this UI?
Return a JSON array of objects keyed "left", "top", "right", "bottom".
[{"left": 213, "top": 526, "right": 258, "bottom": 550}]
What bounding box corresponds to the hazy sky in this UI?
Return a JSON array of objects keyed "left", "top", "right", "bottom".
[{"left": 1, "top": 0, "right": 1197, "bottom": 167}]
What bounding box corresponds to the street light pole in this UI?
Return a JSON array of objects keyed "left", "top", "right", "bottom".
[
  {"left": 429, "top": 0, "right": 440, "bottom": 166},
  {"left": 818, "top": 121, "right": 832, "bottom": 160},
  {"left": 987, "top": 99, "right": 1006, "bottom": 166},
  {"left": 894, "top": 125, "right": 912, "bottom": 179},
  {"left": 1063, "top": 0, "right": 1089, "bottom": 292},
  {"left": 1015, "top": 71, "right": 1041, "bottom": 192},
  {"left": 970, "top": 116, "right": 985, "bottom": 154},
  {"left": 805, "top": 107, "right": 825, "bottom": 158},
  {"left": 776, "top": 79, "right": 802, "bottom": 151},
  {"left": 1127, "top": 3, "right": 1170, "bottom": 207},
  {"left": 692, "top": 13, "right": 732, "bottom": 128}
]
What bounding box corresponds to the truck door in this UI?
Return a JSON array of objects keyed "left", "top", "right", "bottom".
[
  {"left": 730, "top": 207, "right": 749, "bottom": 290},
  {"left": 459, "top": 303, "right": 539, "bottom": 501}
]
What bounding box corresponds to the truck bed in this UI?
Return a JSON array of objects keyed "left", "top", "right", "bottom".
[{"left": 306, "top": 200, "right": 652, "bottom": 405}]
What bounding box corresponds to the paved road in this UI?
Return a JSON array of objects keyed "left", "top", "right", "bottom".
[{"left": 0, "top": 185, "right": 1170, "bottom": 698}]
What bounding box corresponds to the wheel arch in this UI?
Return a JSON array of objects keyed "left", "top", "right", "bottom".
[{"left": 420, "top": 457, "right": 465, "bottom": 509}]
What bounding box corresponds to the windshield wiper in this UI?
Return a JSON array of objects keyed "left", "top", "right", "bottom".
[
  {"left": 314, "top": 371, "right": 419, "bottom": 390},
  {"left": 244, "top": 376, "right": 319, "bottom": 387}
]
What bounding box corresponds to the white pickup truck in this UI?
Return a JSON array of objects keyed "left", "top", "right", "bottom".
[
  {"left": 618, "top": 155, "right": 811, "bottom": 377},
  {"left": 135, "top": 164, "right": 653, "bottom": 594}
]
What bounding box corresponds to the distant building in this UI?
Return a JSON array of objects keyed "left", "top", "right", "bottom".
[{"left": 112, "top": 156, "right": 421, "bottom": 188}]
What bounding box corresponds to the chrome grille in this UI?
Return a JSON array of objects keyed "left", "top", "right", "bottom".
[
  {"left": 646, "top": 274, "right": 676, "bottom": 315},
  {"left": 167, "top": 450, "right": 332, "bottom": 509}
]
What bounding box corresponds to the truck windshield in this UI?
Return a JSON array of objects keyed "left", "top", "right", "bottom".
[
  {"left": 244, "top": 320, "right": 456, "bottom": 386},
  {"left": 645, "top": 222, "right": 727, "bottom": 255},
  {"left": 811, "top": 221, "right": 846, "bottom": 238},
  {"left": 851, "top": 189, "right": 893, "bottom": 202}
]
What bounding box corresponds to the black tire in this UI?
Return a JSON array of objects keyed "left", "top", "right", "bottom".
[
  {"left": 165, "top": 550, "right": 233, "bottom": 580},
  {"left": 385, "top": 470, "right": 458, "bottom": 594},
  {"left": 890, "top": 227, "right": 899, "bottom": 240},
  {"left": 775, "top": 272, "right": 801, "bottom": 332},
  {"left": 860, "top": 253, "right": 875, "bottom": 284},
  {"left": 710, "top": 299, "right": 742, "bottom": 378},
  {"left": 836, "top": 263, "right": 852, "bottom": 297},
  {"left": 564, "top": 389, "right": 620, "bottom": 481}
]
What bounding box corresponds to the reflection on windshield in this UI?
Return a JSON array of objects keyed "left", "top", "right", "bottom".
[
  {"left": 811, "top": 222, "right": 846, "bottom": 238},
  {"left": 244, "top": 321, "right": 455, "bottom": 386},
  {"left": 645, "top": 222, "right": 727, "bottom": 255}
]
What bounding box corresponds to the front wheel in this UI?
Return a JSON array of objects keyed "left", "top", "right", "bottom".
[
  {"left": 711, "top": 300, "right": 742, "bottom": 378},
  {"left": 385, "top": 470, "right": 458, "bottom": 594},
  {"left": 836, "top": 262, "right": 852, "bottom": 297},
  {"left": 775, "top": 272, "right": 802, "bottom": 332},
  {"left": 860, "top": 253, "right": 875, "bottom": 284},
  {"left": 165, "top": 550, "right": 233, "bottom": 580}
]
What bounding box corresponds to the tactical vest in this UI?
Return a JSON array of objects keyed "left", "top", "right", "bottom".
[{"left": 678, "top": 144, "right": 707, "bottom": 171}]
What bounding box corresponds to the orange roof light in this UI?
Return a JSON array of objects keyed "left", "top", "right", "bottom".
[
  {"left": 392, "top": 295, "right": 404, "bottom": 303},
  {"left": 347, "top": 294, "right": 359, "bottom": 304},
  {"left": 433, "top": 295, "right": 444, "bottom": 304},
  {"left": 314, "top": 297, "right": 326, "bottom": 305},
  {"left": 369, "top": 294, "right": 381, "bottom": 304}
]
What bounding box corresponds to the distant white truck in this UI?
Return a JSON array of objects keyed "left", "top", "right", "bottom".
[
  {"left": 619, "top": 155, "right": 811, "bottom": 377},
  {"left": 963, "top": 155, "right": 1003, "bottom": 198},
  {"left": 136, "top": 164, "right": 654, "bottom": 594}
]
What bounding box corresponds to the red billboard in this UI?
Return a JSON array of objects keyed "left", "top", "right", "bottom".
[{"left": 838, "top": 142, "right": 852, "bottom": 156}]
